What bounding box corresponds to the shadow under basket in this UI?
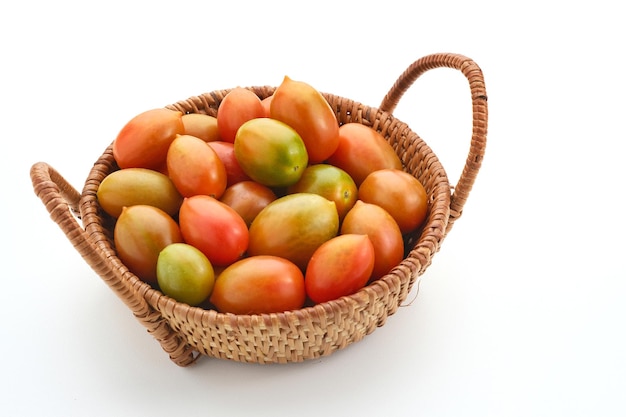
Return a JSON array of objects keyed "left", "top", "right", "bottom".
[{"left": 30, "top": 53, "right": 488, "bottom": 367}]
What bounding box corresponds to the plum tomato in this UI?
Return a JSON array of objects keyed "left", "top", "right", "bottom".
[
  {"left": 326, "top": 123, "right": 403, "bottom": 185},
  {"left": 219, "top": 181, "right": 277, "bottom": 227},
  {"left": 260, "top": 95, "right": 273, "bottom": 117},
  {"left": 181, "top": 113, "right": 220, "bottom": 142},
  {"left": 207, "top": 141, "right": 251, "bottom": 187},
  {"left": 114, "top": 205, "right": 183, "bottom": 284},
  {"left": 341, "top": 200, "right": 404, "bottom": 280},
  {"left": 305, "top": 234, "right": 375, "bottom": 304},
  {"left": 216, "top": 87, "right": 265, "bottom": 143},
  {"left": 234, "top": 118, "right": 308, "bottom": 187},
  {"left": 178, "top": 195, "right": 249, "bottom": 267},
  {"left": 209, "top": 255, "right": 306, "bottom": 315},
  {"left": 248, "top": 193, "right": 339, "bottom": 270},
  {"left": 270, "top": 76, "right": 339, "bottom": 164},
  {"left": 359, "top": 169, "right": 428, "bottom": 234},
  {"left": 113, "top": 108, "right": 184, "bottom": 170},
  {"left": 166, "top": 134, "right": 227, "bottom": 198},
  {"left": 156, "top": 243, "right": 215, "bottom": 306},
  {"left": 97, "top": 168, "right": 183, "bottom": 218},
  {"left": 287, "top": 164, "right": 357, "bottom": 221}
]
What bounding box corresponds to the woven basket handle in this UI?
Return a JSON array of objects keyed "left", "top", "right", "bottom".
[
  {"left": 380, "top": 53, "right": 488, "bottom": 232},
  {"left": 30, "top": 162, "right": 197, "bottom": 366}
]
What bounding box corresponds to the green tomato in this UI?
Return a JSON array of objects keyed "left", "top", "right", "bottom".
[{"left": 156, "top": 243, "right": 215, "bottom": 306}]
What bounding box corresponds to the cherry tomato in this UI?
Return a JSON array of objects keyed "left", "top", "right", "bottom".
[
  {"left": 305, "top": 234, "right": 375, "bottom": 304},
  {"left": 326, "top": 123, "right": 403, "bottom": 185},
  {"left": 216, "top": 87, "right": 265, "bottom": 142},
  {"left": 209, "top": 255, "right": 306, "bottom": 315},
  {"left": 97, "top": 168, "right": 183, "bottom": 218},
  {"left": 359, "top": 169, "right": 428, "bottom": 234},
  {"left": 181, "top": 113, "right": 220, "bottom": 142},
  {"left": 166, "top": 134, "right": 227, "bottom": 198},
  {"left": 114, "top": 205, "right": 183, "bottom": 284},
  {"left": 219, "top": 181, "right": 277, "bottom": 227},
  {"left": 270, "top": 76, "right": 339, "bottom": 164},
  {"left": 207, "top": 141, "right": 251, "bottom": 187},
  {"left": 113, "top": 108, "right": 184, "bottom": 170},
  {"left": 341, "top": 200, "right": 404, "bottom": 280},
  {"left": 248, "top": 193, "right": 339, "bottom": 270},
  {"left": 178, "top": 195, "right": 249, "bottom": 267}
]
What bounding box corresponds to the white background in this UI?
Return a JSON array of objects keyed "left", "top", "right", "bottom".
[{"left": 2, "top": 1, "right": 625, "bottom": 416}]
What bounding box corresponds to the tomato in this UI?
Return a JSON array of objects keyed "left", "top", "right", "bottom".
[
  {"left": 261, "top": 95, "right": 273, "bottom": 117},
  {"left": 181, "top": 113, "right": 220, "bottom": 142},
  {"left": 234, "top": 118, "right": 308, "bottom": 187},
  {"left": 156, "top": 243, "right": 215, "bottom": 306},
  {"left": 97, "top": 168, "right": 183, "bottom": 218},
  {"left": 287, "top": 164, "right": 357, "bottom": 220},
  {"left": 207, "top": 141, "right": 251, "bottom": 187},
  {"left": 178, "top": 195, "right": 249, "bottom": 267},
  {"left": 219, "top": 181, "right": 277, "bottom": 226},
  {"left": 216, "top": 87, "right": 265, "bottom": 143},
  {"left": 270, "top": 76, "right": 339, "bottom": 164},
  {"left": 113, "top": 108, "right": 184, "bottom": 170},
  {"left": 305, "top": 234, "right": 375, "bottom": 304},
  {"left": 359, "top": 169, "right": 428, "bottom": 234},
  {"left": 341, "top": 200, "right": 404, "bottom": 280},
  {"left": 166, "top": 134, "right": 227, "bottom": 198},
  {"left": 326, "top": 123, "right": 403, "bottom": 185},
  {"left": 209, "top": 256, "right": 305, "bottom": 315},
  {"left": 114, "top": 205, "right": 183, "bottom": 284},
  {"left": 248, "top": 193, "right": 339, "bottom": 270}
]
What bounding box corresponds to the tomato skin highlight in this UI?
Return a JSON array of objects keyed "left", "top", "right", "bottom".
[
  {"left": 209, "top": 256, "right": 306, "bottom": 315},
  {"left": 270, "top": 76, "right": 339, "bottom": 164},
  {"left": 305, "top": 234, "right": 375, "bottom": 304},
  {"left": 113, "top": 108, "right": 184, "bottom": 170},
  {"left": 178, "top": 195, "right": 249, "bottom": 267}
]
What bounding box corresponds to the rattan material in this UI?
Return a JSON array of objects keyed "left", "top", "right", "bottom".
[{"left": 30, "top": 53, "right": 488, "bottom": 366}]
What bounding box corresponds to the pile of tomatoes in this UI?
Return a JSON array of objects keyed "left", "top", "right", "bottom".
[{"left": 97, "top": 76, "right": 429, "bottom": 315}]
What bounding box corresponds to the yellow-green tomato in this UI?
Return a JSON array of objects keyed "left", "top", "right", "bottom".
[
  {"left": 97, "top": 168, "right": 183, "bottom": 218},
  {"left": 156, "top": 243, "right": 215, "bottom": 306}
]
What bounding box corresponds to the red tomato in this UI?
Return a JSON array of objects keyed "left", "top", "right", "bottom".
[
  {"left": 207, "top": 141, "right": 251, "bottom": 187},
  {"left": 341, "top": 200, "right": 404, "bottom": 280},
  {"left": 178, "top": 195, "right": 249, "bottom": 266},
  {"left": 113, "top": 108, "right": 184, "bottom": 170},
  {"left": 326, "top": 123, "right": 403, "bottom": 185},
  {"left": 305, "top": 234, "right": 375, "bottom": 304},
  {"left": 167, "top": 135, "right": 227, "bottom": 198},
  {"left": 270, "top": 76, "right": 339, "bottom": 164},
  {"left": 216, "top": 87, "right": 265, "bottom": 142},
  {"left": 261, "top": 95, "right": 273, "bottom": 117},
  {"left": 219, "top": 181, "right": 277, "bottom": 227},
  {"left": 113, "top": 205, "right": 183, "bottom": 284},
  {"left": 209, "top": 256, "right": 306, "bottom": 315},
  {"left": 359, "top": 169, "right": 429, "bottom": 234}
]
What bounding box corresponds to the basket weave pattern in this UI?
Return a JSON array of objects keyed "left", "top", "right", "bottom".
[{"left": 31, "top": 53, "right": 488, "bottom": 366}]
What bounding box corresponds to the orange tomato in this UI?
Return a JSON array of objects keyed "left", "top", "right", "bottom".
[
  {"left": 113, "top": 205, "right": 183, "bottom": 284},
  {"left": 270, "top": 76, "right": 339, "bottom": 164},
  {"left": 219, "top": 181, "right": 277, "bottom": 227},
  {"left": 216, "top": 87, "right": 265, "bottom": 143},
  {"left": 166, "top": 135, "right": 227, "bottom": 198},
  {"left": 113, "top": 108, "right": 184, "bottom": 170},
  {"left": 358, "top": 169, "right": 428, "bottom": 234},
  {"left": 261, "top": 95, "right": 273, "bottom": 117},
  {"left": 178, "top": 195, "right": 249, "bottom": 267},
  {"left": 326, "top": 123, "right": 403, "bottom": 185},
  {"left": 209, "top": 256, "right": 306, "bottom": 315},
  {"left": 341, "top": 200, "right": 404, "bottom": 280},
  {"left": 305, "top": 234, "right": 375, "bottom": 304},
  {"left": 181, "top": 113, "right": 220, "bottom": 142}
]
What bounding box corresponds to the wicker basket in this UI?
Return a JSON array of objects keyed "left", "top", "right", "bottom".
[{"left": 30, "top": 53, "right": 488, "bottom": 366}]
